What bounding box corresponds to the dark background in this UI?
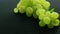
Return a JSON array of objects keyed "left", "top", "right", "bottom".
[{"left": 0, "top": 0, "right": 60, "bottom": 34}]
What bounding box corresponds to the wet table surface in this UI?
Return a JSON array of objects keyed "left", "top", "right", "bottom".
[{"left": 0, "top": 0, "right": 60, "bottom": 34}]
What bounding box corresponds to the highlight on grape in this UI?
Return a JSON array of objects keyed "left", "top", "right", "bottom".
[{"left": 14, "top": 0, "right": 60, "bottom": 29}]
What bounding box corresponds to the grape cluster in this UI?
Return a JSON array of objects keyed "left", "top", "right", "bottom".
[
  {"left": 38, "top": 11, "right": 60, "bottom": 28},
  {"left": 14, "top": 0, "right": 60, "bottom": 29}
]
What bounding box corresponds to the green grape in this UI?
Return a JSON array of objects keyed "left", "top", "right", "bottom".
[
  {"left": 33, "top": 12, "right": 38, "bottom": 19},
  {"left": 32, "top": 0, "right": 40, "bottom": 5},
  {"left": 32, "top": 0, "right": 37, "bottom": 5},
  {"left": 38, "top": 9, "right": 45, "bottom": 14},
  {"left": 17, "top": 1, "right": 22, "bottom": 8},
  {"left": 32, "top": 6, "right": 37, "bottom": 12},
  {"left": 52, "top": 19, "right": 60, "bottom": 26},
  {"left": 26, "top": 7, "right": 33, "bottom": 17},
  {"left": 32, "top": 6, "right": 37, "bottom": 18},
  {"left": 26, "top": 13, "right": 32, "bottom": 17},
  {"left": 26, "top": 7, "right": 33, "bottom": 14},
  {"left": 40, "top": 0, "right": 46, "bottom": 1},
  {"left": 36, "top": 9, "right": 40, "bottom": 16},
  {"left": 28, "top": 0, "right": 33, "bottom": 7},
  {"left": 45, "top": 11, "right": 51, "bottom": 17},
  {"left": 47, "top": 23, "right": 54, "bottom": 29},
  {"left": 43, "top": 17, "right": 51, "bottom": 24},
  {"left": 14, "top": 8, "right": 18, "bottom": 13},
  {"left": 36, "top": 9, "right": 45, "bottom": 16},
  {"left": 51, "top": 12, "right": 59, "bottom": 19},
  {"left": 21, "top": 0, "right": 32, "bottom": 7},
  {"left": 17, "top": 0, "right": 28, "bottom": 8},
  {"left": 39, "top": 21, "right": 46, "bottom": 27},
  {"left": 42, "top": 1, "right": 50, "bottom": 9},
  {"left": 36, "top": 4, "right": 43, "bottom": 9},
  {"left": 17, "top": 0, "right": 31, "bottom": 8},
  {"left": 19, "top": 6, "right": 26, "bottom": 13},
  {"left": 39, "top": 0, "right": 46, "bottom": 5},
  {"left": 39, "top": 14, "right": 45, "bottom": 20},
  {"left": 21, "top": 0, "right": 30, "bottom": 6}
]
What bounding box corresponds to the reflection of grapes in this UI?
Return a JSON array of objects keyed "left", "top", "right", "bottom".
[{"left": 14, "top": 0, "right": 60, "bottom": 29}]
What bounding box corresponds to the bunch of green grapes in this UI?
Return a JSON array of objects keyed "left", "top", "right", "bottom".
[
  {"left": 38, "top": 11, "right": 60, "bottom": 28},
  {"left": 14, "top": 0, "right": 60, "bottom": 29}
]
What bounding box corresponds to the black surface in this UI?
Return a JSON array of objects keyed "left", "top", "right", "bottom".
[{"left": 0, "top": 0, "right": 60, "bottom": 34}]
